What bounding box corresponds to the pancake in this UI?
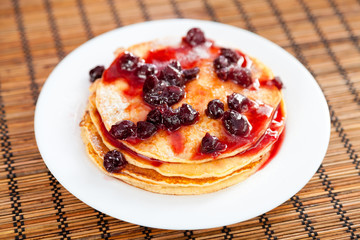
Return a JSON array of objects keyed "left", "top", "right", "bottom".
[
  {"left": 81, "top": 117, "right": 269, "bottom": 195},
  {"left": 80, "top": 27, "right": 286, "bottom": 195},
  {"left": 83, "top": 94, "right": 285, "bottom": 179},
  {"left": 95, "top": 45, "right": 282, "bottom": 163}
]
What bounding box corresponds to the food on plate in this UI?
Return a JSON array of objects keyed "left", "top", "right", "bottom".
[{"left": 80, "top": 27, "right": 286, "bottom": 195}]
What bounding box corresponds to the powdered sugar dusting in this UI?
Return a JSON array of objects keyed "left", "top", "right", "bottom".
[{"left": 96, "top": 83, "right": 129, "bottom": 129}]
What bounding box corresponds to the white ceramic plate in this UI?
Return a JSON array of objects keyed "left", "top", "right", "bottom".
[{"left": 35, "top": 19, "right": 330, "bottom": 230}]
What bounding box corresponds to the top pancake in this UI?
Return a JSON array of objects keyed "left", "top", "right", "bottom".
[
  {"left": 94, "top": 40, "right": 282, "bottom": 163},
  {"left": 84, "top": 96, "right": 285, "bottom": 178}
]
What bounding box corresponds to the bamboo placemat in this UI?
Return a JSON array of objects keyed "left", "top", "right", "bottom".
[{"left": 1, "top": 0, "right": 360, "bottom": 239}]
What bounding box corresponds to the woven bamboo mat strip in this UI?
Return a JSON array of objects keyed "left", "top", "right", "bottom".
[{"left": 1, "top": 0, "right": 360, "bottom": 239}]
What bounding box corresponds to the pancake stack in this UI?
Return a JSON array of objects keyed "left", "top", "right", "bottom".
[{"left": 80, "top": 28, "right": 286, "bottom": 195}]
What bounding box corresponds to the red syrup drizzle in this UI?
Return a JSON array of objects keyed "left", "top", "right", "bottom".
[
  {"left": 236, "top": 50, "right": 252, "bottom": 68},
  {"left": 243, "top": 104, "right": 284, "bottom": 156},
  {"left": 259, "top": 77, "right": 283, "bottom": 90},
  {"left": 257, "top": 128, "right": 285, "bottom": 171},
  {"left": 192, "top": 101, "right": 274, "bottom": 160},
  {"left": 95, "top": 110, "right": 164, "bottom": 167},
  {"left": 145, "top": 47, "right": 177, "bottom": 68},
  {"left": 223, "top": 103, "right": 273, "bottom": 151},
  {"left": 102, "top": 53, "right": 144, "bottom": 97},
  {"left": 239, "top": 103, "right": 285, "bottom": 171},
  {"left": 145, "top": 41, "right": 221, "bottom": 69},
  {"left": 168, "top": 131, "right": 185, "bottom": 154}
]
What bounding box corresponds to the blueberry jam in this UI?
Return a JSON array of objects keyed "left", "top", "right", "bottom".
[{"left": 103, "top": 149, "right": 127, "bottom": 173}]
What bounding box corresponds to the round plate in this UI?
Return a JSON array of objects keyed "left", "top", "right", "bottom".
[{"left": 35, "top": 19, "right": 330, "bottom": 230}]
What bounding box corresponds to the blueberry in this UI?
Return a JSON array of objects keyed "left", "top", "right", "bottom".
[
  {"left": 118, "top": 52, "right": 139, "bottom": 72},
  {"left": 178, "top": 103, "right": 199, "bottom": 125},
  {"left": 222, "top": 110, "right": 251, "bottom": 136},
  {"left": 89, "top": 66, "right": 105, "bottom": 82},
  {"left": 143, "top": 85, "right": 185, "bottom": 106},
  {"left": 143, "top": 75, "right": 160, "bottom": 93},
  {"left": 205, "top": 99, "right": 224, "bottom": 119},
  {"left": 109, "top": 120, "right": 137, "bottom": 140},
  {"left": 213, "top": 55, "right": 230, "bottom": 70},
  {"left": 227, "top": 93, "right": 250, "bottom": 113},
  {"left": 159, "top": 64, "right": 184, "bottom": 87},
  {"left": 136, "top": 121, "right": 157, "bottom": 139},
  {"left": 213, "top": 56, "right": 231, "bottom": 80},
  {"left": 182, "top": 67, "right": 200, "bottom": 83},
  {"left": 103, "top": 150, "right": 127, "bottom": 173},
  {"left": 136, "top": 63, "right": 157, "bottom": 80},
  {"left": 200, "top": 133, "right": 227, "bottom": 154},
  {"left": 146, "top": 108, "right": 163, "bottom": 126},
  {"left": 273, "top": 76, "right": 283, "bottom": 89},
  {"left": 169, "top": 60, "right": 182, "bottom": 71},
  {"left": 228, "top": 67, "right": 253, "bottom": 87},
  {"left": 184, "top": 28, "right": 206, "bottom": 47},
  {"left": 220, "top": 48, "right": 240, "bottom": 63},
  {"left": 162, "top": 107, "right": 181, "bottom": 131}
]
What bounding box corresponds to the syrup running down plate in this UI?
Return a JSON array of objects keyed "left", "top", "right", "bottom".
[{"left": 35, "top": 19, "right": 330, "bottom": 230}]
